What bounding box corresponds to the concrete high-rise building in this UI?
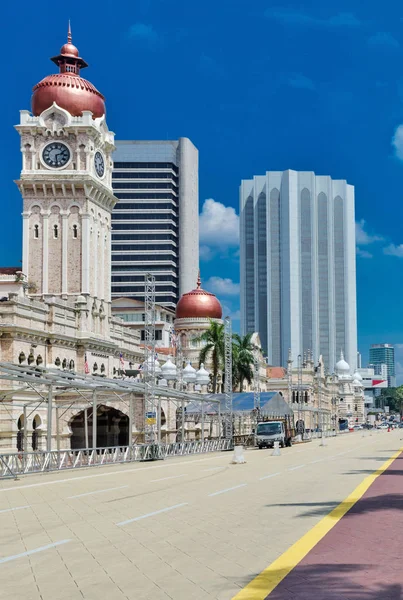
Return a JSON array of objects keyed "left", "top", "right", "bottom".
[
  {"left": 240, "top": 169, "right": 357, "bottom": 373},
  {"left": 111, "top": 140, "right": 199, "bottom": 309},
  {"left": 369, "top": 344, "right": 396, "bottom": 387}
]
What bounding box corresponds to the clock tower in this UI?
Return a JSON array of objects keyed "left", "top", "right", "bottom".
[{"left": 15, "top": 25, "right": 117, "bottom": 337}]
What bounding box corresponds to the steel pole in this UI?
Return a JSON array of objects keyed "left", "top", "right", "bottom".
[
  {"left": 181, "top": 400, "right": 185, "bottom": 442},
  {"left": 23, "top": 404, "right": 28, "bottom": 455},
  {"left": 201, "top": 400, "right": 205, "bottom": 444},
  {"left": 56, "top": 406, "right": 60, "bottom": 453},
  {"left": 92, "top": 392, "right": 97, "bottom": 449},
  {"left": 157, "top": 397, "right": 162, "bottom": 445},
  {"left": 129, "top": 394, "right": 133, "bottom": 447},
  {"left": 84, "top": 408, "right": 89, "bottom": 450},
  {"left": 46, "top": 385, "right": 52, "bottom": 452}
]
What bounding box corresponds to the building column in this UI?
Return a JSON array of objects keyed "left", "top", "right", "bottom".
[
  {"left": 61, "top": 213, "right": 69, "bottom": 295},
  {"left": 81, "top": 215, "right": 90, "bottom": 295},
  {"left": 106, "top": 226, "right": 112, "bottom": 302},
  {"left": 99, "top": 223, "right": 105, "bottom": 300},
  {"left": 22, "top": 212, "right": 30, "bottom": 276},
  {"left": 42, "top": 212, "right": 49, "bottom": 295}
]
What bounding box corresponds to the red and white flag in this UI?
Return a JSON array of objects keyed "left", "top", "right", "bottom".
[{"left": 84, "top": 353, "right": 90, "bottom": 375}]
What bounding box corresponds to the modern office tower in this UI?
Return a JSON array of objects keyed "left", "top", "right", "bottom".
[
  {"left": 369, "top": 344, "right": 396, "bottom": 387},
  {"left": 240, "top": 169, "right": 357, "bottom": 373},
  {"left": 111, "top": 139, "right": 199, "bottom": 309}
]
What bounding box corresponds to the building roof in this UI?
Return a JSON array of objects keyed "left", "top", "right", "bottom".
[
  {"left": 266, "top": 366, "right": 287, "bottom": 379},
  {"left": 185, "top": 392, "right": 292, "bottom": 417},
  {"left": 0, "top": 267, "right": 22, "bottom": 275}
]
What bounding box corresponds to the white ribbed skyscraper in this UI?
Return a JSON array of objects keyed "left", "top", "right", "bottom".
[{"left": 240, "top": 169, "right": 357, "bottom": 373}]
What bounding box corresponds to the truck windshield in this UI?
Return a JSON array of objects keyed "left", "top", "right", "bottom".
[{"left": 257, "top": 422, "right": 282, "bottom": 435}]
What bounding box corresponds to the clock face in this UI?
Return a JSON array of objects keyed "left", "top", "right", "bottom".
[
  {"left": 94, "top": 151, "right": 105, "bottom": 177},
  {"left": 42, "top": 143, "right": 70, "bottom": 168}
]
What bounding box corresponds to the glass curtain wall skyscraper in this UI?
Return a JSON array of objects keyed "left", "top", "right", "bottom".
[
  {"left": 240, "top": 169, "right": 357, "bottom": 373},
  {"left": 369, "top": 344, "right": 396, "bottom": 387},
  {"left": 111, "top": 139, "right": 199, "bottom": 309}
]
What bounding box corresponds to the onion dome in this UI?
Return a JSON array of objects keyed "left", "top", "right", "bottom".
[
  {"left": 183, "top": 361, "right": 197, "bottom": 384},
  {"left": 161, "top": 358, "right": 177, "bottom": 381},
  {"left": 353, "top": 370, "right": 363, "bottom": 382},
  {"left": 196, "top": 363, "right": 210, "bottom": 386},
  {"left": 142, "top": 356, "right": 162, "bottom": 376},
  {"left": 175, "top": 272, "right": 222, "bottom": 319},
  {"left": 336, "top": 351, "right": 350, "bottom": 375},
  {"left": 31, "top": 23, "right": 105, "bottom": 119}
]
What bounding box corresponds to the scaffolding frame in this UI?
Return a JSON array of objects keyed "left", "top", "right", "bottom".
[
  {"left": 143, "top": 272, "right": 156, "bottom": 444},
  {"left": 223, "top": 316, "right": 233, "bottom": 442}
]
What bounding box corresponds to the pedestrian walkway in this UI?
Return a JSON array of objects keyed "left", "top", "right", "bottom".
[{"left": 236, "top": 446, "right": 403, "bottom": 600}]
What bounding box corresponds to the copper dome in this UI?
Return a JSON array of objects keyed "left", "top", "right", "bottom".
[
  {"left": 31, "top": 24, "right": 105, "bottom": 119},
  {"left": 175, "top": 273, "right": 222, "bottom": 320}
]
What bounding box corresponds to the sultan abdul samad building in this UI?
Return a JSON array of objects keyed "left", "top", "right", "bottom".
[
  {"left": 0, "top": 29, "right": 147, "bottom": 450},
  {"left": 0, "top": 27, "right": 227, "bottom": 452}
]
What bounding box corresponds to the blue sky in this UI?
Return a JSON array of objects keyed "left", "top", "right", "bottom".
[{"left": 2, "top": 0, "right": 403, "bottom": 378}]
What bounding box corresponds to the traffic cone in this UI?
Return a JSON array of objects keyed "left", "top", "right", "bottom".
[{"left": 388, "top": 426, "right": 390, "bottom": 432}]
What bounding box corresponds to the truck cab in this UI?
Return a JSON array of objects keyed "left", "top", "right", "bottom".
[{"left": 256, "top": 420, "right": 289, "bottom": 449}]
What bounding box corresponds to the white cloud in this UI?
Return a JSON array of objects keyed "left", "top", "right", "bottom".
[
  {"left": 369, "top": 32, "right": 400, "bottom": 49},
  {"left": 204, "top": 276, "right": 240, "bottom": 297},
  {"left": 356, "top": 247, "right": 372, "bottom": 259},
  {"left": 222, "top": 304, "right": 241, "bottom": 322},
  {"left": 383, "top": 244, "right": 403, "bottom": 257},
  {"left": 355, "top": 219, "right": 383, "bottom": 245},
  {"left": 288, "top": 74, "right": 316, "bottom": 91},
  {"left": 392, "top": 124, "right": 403, "bottom": 160},
  {"left": 199, "top": 245, "right": 215, "bottom": 262},
  {"left": 199, "top": 199, "right": 239, "bottom": 248},
  {"left": 128, "top": 23, "right": 158, "bottom": 43},
  {"left": 265, "top": 9, "right": 361, "bottom": 28}
]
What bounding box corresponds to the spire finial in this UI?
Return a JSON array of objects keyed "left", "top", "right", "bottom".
[
  {"left": 197, "top": 270, "right": 201, "bottom": 289},
  {"left": 340, "top": 349, "right": 344, "bottom": 361},
  {"left": 67, "top": 20, "right": 72, "bottom": 44}
]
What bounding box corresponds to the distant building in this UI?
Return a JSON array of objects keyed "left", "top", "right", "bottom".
[
  {"left": 369, "top": 344, "right": 396, "bottom": 387},
  {"left": 357, "top": 367, "right": 388, "bottom": 410},
  {"left": 111, "top": 297, "right": 175, "bottom": 349},
  {"left": 111, "top": 140, "right": 199, "bottom": 309},
  {"left": 240, "top": 169, "right": 357, "bottom": 373}
]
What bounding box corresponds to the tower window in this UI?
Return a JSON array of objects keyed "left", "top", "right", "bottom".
[
  {"left": 34, "top": 224, "right": 39, "bottom": 239},
  {"left": 53, "top": 224, "right": 59, "bottom": 239},
  {"left": 73, "top": 224, "right": 78, "bottom": 239}
]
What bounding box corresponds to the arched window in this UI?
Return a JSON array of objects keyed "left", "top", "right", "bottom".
[
  {"left": 53, "top": 224, "right": 59, "bottom": 239},
  {"left": 34, "top": 224, "right": 39, "bottom": 239},
  {"left": 73, "top": 224, "right": 78, "bottom": 239},
  {"left": 69, "top": 359, "right": 75, "bottom": 371},
  {"left": 62, "top": 358, "right": 67, "bottom": 369}
]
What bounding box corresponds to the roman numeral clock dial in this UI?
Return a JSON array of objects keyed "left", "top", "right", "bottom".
[{"left": 42, "top": 143, "right": 70, "bottom": 168}]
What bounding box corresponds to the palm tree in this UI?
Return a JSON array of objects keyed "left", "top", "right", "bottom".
[
  {"left": 232, "top": 333, "right": 255, "bottom": 392},
  {"left": 196, "top": 321, "right": 225, "bottom": 393}
]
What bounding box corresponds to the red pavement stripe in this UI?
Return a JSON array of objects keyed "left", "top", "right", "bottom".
[
  {"left": 266, "top": 450, "right": 403, "bottom": 599},
  {"left": 233, "top": 446, "right": 403, "bottom": 600}
]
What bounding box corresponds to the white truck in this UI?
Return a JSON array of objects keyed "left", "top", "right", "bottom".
[{"left": 256, "top": 418, "right": 294, "bottom": 449}]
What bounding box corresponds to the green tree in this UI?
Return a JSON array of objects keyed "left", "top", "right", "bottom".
[
  {"left": 380, "top": 386, "right": 403, "bottom": 415},
  {"left": 232, "top": 333, "right": 255, "bottom": 392},
  {"left": 196, "top": 321, "right": 225, "bottom": 393}
]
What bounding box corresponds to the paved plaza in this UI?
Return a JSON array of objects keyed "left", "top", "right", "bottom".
[{"left": 0, "top": 431, "right": 402, "bottom": 600}]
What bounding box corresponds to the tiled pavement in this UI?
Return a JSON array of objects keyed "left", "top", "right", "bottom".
[{"left": 0, "top": 431, "right": 401, "bottom": 600}]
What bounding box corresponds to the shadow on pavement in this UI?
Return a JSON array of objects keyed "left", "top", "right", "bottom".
[
  {"left": 235, "top": 563, "right": 403, "bottom": 600},
  {"left": 271, "top": 493, "right": 403, "bottom": 519}
]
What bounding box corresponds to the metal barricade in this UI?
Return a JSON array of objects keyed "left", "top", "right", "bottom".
[{"left": 0, "top": 438, "right": 232, "bottom": 479}]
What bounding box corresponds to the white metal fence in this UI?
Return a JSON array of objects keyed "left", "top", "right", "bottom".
[{"left": 0, "top": 439, "right": 232, "bottom": 479}]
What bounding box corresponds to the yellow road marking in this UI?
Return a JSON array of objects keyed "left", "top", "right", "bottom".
[{"left": 232, "top": 446, "right": 403, "bottom": 600}]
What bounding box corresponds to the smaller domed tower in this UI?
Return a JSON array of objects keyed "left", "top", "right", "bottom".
[{"left": 174, "top": 272, "right": 222, "bottom": 364}]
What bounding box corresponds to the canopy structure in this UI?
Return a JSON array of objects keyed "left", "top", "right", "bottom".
[
  {"left": 185, "top": 392, "right": 292, "bottom": 417},
  {"left": 0, "top": 361, "right": 221, "bottom": 456}
]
